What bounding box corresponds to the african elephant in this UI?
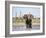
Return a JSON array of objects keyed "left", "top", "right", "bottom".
[{"left": 23, "top": 14, "right": 33, "bottom": 28}]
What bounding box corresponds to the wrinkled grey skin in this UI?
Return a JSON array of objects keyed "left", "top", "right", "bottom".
[{"left": 23, "top": 14, "right": 32, "bottom": 28}]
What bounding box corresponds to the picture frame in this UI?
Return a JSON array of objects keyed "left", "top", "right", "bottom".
[{"left": 5, "top": 1, "right": 45, "bottom": 37}]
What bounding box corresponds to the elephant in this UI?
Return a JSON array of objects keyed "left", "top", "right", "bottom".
[{"left": 23, "top": 14, "right": 33, "bottom": 29}]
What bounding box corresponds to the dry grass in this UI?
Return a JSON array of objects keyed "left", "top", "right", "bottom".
[{"left": 12, "top": 18, "right": 40, "bottom": 26}]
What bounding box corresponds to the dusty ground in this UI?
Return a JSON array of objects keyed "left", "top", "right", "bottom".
[
  {"left": 12, "top": 18, "right": 40, "bottom": 31},
  {"left": 12, "top": 25, "right": 40, "bottom": 31}
]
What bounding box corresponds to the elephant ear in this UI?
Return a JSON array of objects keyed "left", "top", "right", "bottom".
[
  {"left": 23, "top": 14, "right": 28, "bottom": 19},
  {"left": 30, "top": 14, "right": 34, "bottom": 19}
]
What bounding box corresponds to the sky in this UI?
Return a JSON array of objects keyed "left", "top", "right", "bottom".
[{"left": 12, "top": 7, "right": 40, "bottom": 18}]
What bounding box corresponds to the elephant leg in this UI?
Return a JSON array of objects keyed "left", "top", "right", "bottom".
[
  {"left": 26, "top": 24, "right": 28, "bottom": 28},
  {"left": 29, "top": 24, "right": 32, "bottom": 28}
]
